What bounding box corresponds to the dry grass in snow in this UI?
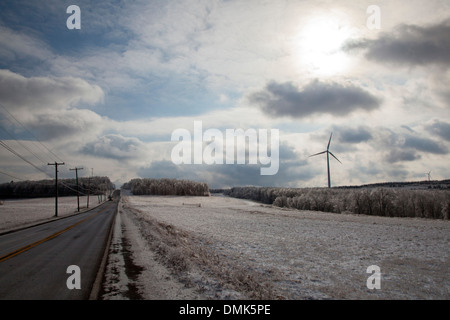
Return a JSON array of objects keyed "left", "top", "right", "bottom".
[{"left": 117, "top": 194, "right": 449, "bottom": 300}]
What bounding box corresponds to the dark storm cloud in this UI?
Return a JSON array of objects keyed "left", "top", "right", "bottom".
[
  {"left": 344, "top": 19, "right": 450, "bottom": 67},
  {"left": 248, "top": 80, "right": 380, "bottom": 118},
  {"left": 426, "top": 120, "right": 450, "bottom": 141}
]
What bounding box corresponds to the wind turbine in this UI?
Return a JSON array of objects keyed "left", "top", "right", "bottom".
[
  {"left": 309, "top": 133, "right": 342, "bottom": 188},
  {"left": 425, "top": 171, "right": 431, "bottom": 182}
]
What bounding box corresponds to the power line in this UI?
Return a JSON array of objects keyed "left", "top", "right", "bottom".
[
  {"left": 0, "top": 102, "right": 104, "bottom": 200},
  {"left": 0, "top": 177, "right": 97, "bottom": 194},
  {"left": 0, "top": 125, "right": 47, "bottom": 165},
  {"left": 59, "top": 181, "right": 89, "bottom": 196},
  {"left": 0, "top": 103, "right": 71, "bottom": 182},
  {"left": 0, "top": 140, "right": 51, "bottom": 178},
  {"left": 0, "top": 170, "right": 24, "bottom": 181},
  {"left": 0, "top": 102, "right": 65, "bottom": 163}
]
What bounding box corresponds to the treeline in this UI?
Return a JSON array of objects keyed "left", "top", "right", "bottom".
[
  {"left": 225, "top": 186, "right": 450, "bottom": 219},
  {"left": 337, "top": 179, "right": 450, "bottom": 189},
  {"left": 0, "top": 176, "right": 115, "bottom": 199},
  {"left": 123, "top": 178, "right": 210, "bottom": 196}
]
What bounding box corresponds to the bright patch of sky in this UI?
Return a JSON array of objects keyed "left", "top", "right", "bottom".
[{"left": 0, "top": 0, "right": 449, "bottom": 188}]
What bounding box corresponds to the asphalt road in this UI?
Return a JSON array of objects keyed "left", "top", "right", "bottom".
[{"left": 0, "top": 197, "right": 118, "bottom": 300}]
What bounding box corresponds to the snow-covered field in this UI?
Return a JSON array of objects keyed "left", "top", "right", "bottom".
[
  {"left": 2, "top": 194, "right": 448, "bottom": 299},
  {"left": 0, "top": 196, "right": 103, "bottom": 233},
  {"left": 104, "top": 193, "right": 449, "bottom": 300}
]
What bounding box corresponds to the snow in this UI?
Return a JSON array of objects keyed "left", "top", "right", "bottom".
[
  {"left": 0, "top": 196, "right": 104, "bottom": 233},
  {"left": 101, "top": 200, "right": 200, "bottom": 299},
  {"left": 105, "top": 193, "right": 449, "bottom": 300},
  {"left": 2, "top": 194, "right": 448, "bottom": 299}
]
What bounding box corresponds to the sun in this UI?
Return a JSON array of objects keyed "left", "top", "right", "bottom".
[{"left": 294, "top": 15, "right": 353, "bottom": 77}]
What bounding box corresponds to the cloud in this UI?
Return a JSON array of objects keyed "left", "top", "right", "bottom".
[
  {"left": 81, "top": 134, "right": 145, "bottom": 161},
  {"left": 137, "top": 160, "right": 312, "bottom": 189},
  {"left": 0, "top": 69, "right": 104, "bottom": 111},
  {"left": 403, "top": 135, "right": 448, "bottom": 154},
  {"left": 337, "top": 126, "right": 373, "bottom": 144},
  {"left": 375, "top": 128, "right": 448, "bottom": 163},
  {"left": 0, "top": 25, "right": 53, "bottom": 63},
  {"left": 386, "top": 149, "right": 421, "bottom": 163},
  {"left": 0, "top": 69, "right": 106, "bottom": 144},
  {"left": 1, "top": 1, "right": 449, "bottom": 186},
  {"left": 248, "top": 80, "right": 381, "bottom": 118},
  {"left": 426, "top": 120, "right": 450, "bottom": 141},
  {"left": 137, "top": 142, "right": 311, "bottom": 188},
  {"left": 24, "top": 108, "right": 105, "bottom": 141},
  {"left": 344, "top": 19, "right": 450, "bottom": 67}
]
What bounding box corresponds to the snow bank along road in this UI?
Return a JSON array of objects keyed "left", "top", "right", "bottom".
[
  {"left": 0, "top": 198, "right": 118, "bottom": 299},
  {"left": 102, "top": 194, "right": 449, "bottom": 300}
]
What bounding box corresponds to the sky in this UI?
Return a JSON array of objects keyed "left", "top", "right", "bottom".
[{"left": 0, "top": 0, "right": 449, "bottom": 189}]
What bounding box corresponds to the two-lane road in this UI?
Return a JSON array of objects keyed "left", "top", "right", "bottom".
[{"left": 0, "top": 197, "right": 118, "bottom": 300}]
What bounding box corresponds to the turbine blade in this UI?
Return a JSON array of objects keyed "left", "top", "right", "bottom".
[
  {"left": 309, "top": 151, "right": 327, "bottom": 157},
  {"left": 329, "top": 151, "right": 342, "bottom": 164},
  {"left": 327, "top": 133, "right": 333, "bottom": 150}
]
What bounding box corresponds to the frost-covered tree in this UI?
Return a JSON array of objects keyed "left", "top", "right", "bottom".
[
  {"left": 0, "top": 176, "right": 114, "bottom": 199},
  {"left": 225, "top": 186, "right": 449, "bottom": 219},
  {"left": 124, "top": 178, "right": 210, "bottom": 196}
]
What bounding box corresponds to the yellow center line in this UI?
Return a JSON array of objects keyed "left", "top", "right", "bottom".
[{"left": 0, "top": 203, "right": 112, "bottom": 263}]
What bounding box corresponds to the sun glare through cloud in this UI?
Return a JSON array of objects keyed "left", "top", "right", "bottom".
[
  {"left": 0, "top": 0, "right": 449, "bottom": 189},
  {"left": 294, "top": 13, "right": 355, "bottom": 77}
]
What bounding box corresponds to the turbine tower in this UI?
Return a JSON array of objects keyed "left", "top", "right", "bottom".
[
  {"left": 426, "top": 171, "right": 431, "bottom": 182},
  {"left": 309, "top": 133, "right": 342, "bottom": 188}
]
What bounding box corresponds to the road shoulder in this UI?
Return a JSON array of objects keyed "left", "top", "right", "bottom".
[{"left": 100, "top": 199, "right": 199, "bottom": 300}]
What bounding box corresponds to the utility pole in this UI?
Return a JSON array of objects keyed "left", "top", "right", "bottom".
[
  {"left": 48, "top": 162, "right": 65, "bottom": 217},
  {"left": 70, "top": 167, "right": 83, "bottom": 212},
  {"left": 87, "top": 168, "right": 93, "bottom": 208}
]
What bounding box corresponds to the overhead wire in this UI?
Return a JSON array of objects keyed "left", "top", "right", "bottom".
[
  {"left": 0, "top": 105, "right": 110, "bottom": 207},
  {"left": 0, "top": 103, "right": 93, "bottom": 184},
  {"left": 0, "top": 102, "right": 68, "bottom": 180},
  {"left": 0, "top": 169, "right": 25, "bottom": 181},
  {"left": 0, "top": 102, "right": 65, "bottom": 164},
  {"left": 0, "top": 140, "right": 52, "bottom": 178},
  {"left": 0, "top": 125, "right": 47, "bottom": 165},
  {"left": 59, "top": 181, "right": 88, "bottom": 196}
]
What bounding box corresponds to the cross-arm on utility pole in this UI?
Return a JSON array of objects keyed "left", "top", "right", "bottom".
[{"left": 48, "top": 162, "right": 65, "bottom": 217}]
